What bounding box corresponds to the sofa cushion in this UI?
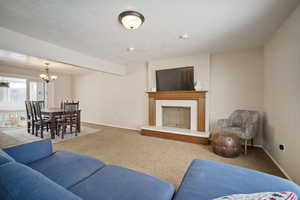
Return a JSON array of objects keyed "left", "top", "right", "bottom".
[
  {"left": 0, "top": 149, "right": 15, "bottom": 165},
  {"left": 70, "top": 165, "right": 175, "bottom": 200},
  {"left": 174, "top": 159, "right": 300, "bottom": 200},
  {"left": 28, "top": 150, "right": 105, "bottom": 188},
  {"left": 3, "top": 139, "right": 52, "bottom": 164},
  {"left": 0, "top": 162, "right": 81, "bottom": 200}
]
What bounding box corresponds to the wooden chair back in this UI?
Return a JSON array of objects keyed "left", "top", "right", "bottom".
[
  {"left": 25, "top": 101, "right": 31, "bottom": 120},
  {"left": 32, "top": 101, "right": 43, "bottom": 121},
  {"left": 36, "top": 101, "right": 45, "bottom": 109},
  {"left": 62, "top": 102, "right": 79, "bottom": 121}
]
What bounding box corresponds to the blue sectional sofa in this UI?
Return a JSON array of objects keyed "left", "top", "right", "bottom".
[
  {"left": 174, "top": 159, "right": 300, "bottom": 200},
  {"left": 1, "top": 139, "right": 300, "bottom": 200},
  {"left": 0, "top": 139, "right": 174, "bottom": 200}
]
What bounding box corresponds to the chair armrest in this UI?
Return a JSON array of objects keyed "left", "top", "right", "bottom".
[
  {"left": 217, "top": 119, "right": 232, "bottom": 129},
  {"left": 3, "top": 139, "right": 53, "bottom": 164}
]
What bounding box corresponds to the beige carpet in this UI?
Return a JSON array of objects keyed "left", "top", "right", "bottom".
[{"left": 54, "top": 124, "right": 285, "bottom": 188}]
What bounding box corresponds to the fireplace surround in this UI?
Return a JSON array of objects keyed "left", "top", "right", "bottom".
[{"left": 141, "top": 91, "right": 209, "bottom": 144}]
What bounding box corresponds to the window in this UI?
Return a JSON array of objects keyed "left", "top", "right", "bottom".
[
  {"left": 0, "top": 76, "right": 27, "bottom": 127},
  {"left": 0, "top": 76, "right": 26, "bottom": 110}
]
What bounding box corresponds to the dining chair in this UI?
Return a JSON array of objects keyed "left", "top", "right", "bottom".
[
  {"left": 32, "top": 101, "right": 51, "bottom": 138},
  {"left": 25, "top": 101, "right": 34, "bottom": 134},
  {"left": 37, "top": 101, "right": 45, "bottom": 109},
  {"left": 57, "top": 102, "right": 79, "bottom": 139}
]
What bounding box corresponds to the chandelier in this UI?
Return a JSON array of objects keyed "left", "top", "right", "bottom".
[{"left": 40, "top": 62, "right": 57, "bottom": 83}]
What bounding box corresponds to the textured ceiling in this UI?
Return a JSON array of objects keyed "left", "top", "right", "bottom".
[{"left": 0, "top": 0, "right": 299, "bottom": 65}]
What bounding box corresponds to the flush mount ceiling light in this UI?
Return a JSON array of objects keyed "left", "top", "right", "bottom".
[
  {"left": 179, "top": 33, "right": 189, "bottom": 39},
  {"left": 119, "top": 11, "right": 145, "bottom": 30},
  {"left": 126, "top": 47, "right": 135, "bottom": 52}
]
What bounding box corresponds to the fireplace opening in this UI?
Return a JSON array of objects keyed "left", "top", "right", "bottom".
[{"left": 162, "top": 106, "right": 191, "bottom": 129}]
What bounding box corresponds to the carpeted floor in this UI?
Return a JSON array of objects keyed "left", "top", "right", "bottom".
[{"left": 54, "top": 124, "right": 285, "bottom": 188}]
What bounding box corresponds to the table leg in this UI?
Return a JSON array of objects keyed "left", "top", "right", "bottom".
[{"left": 50, "top": 114, "right": 56, "bottom": 139}]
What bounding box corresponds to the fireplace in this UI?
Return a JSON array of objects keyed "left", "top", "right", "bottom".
[
  {"left": 141, "top": 91, "right": 209, "bottom": 144},
  {"left": 162, "top": 106, "right": 191, "bottom": 129},
  {"left": 156, "top": 99, "right": 197, "bottom": 130}
]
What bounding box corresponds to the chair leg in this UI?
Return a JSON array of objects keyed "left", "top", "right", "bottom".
[
  {"left": 62, "top": 125, "right": 66, "bottom": 139},
  {"left": 35, "top": 125, "right": 39, "bottom": 136},
  {"left": 27, "top": 122, "right": 30, "bottom": 133},
  {"left": 41, "top": 127, "right": 44, "bottom": 138},
  {"left": 251, "top": 138, "right": 254, "bottom": 148},
  {"left": 32, "top": 123, "right": 35, "bottom": 135},
  {"left": 244, "top": 140, "right": 248, "bottom": 155}
]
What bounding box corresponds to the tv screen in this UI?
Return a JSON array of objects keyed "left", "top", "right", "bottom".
[{"left": 156, "top": 67, "right": 194, "bottom": 91}]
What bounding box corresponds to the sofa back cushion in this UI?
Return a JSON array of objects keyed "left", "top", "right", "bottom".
[
  {"left": 0, "top": 162, "right": 82, "bottom": 200},
  {"left": 0, "top": 149, "right": 15, "bottom": 165},
  {"left": 3, "top": 139, "right": 53, "bottom": 164}
]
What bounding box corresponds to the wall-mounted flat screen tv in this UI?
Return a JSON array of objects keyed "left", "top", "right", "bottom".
[{"left": 156, "top": 66, "right": 194, "bottom": 91}]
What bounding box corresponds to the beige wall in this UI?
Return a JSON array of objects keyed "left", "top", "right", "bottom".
[
  {"left": 148, "top": 54, "right": 210, "bottom": 91},
  {"left": 148, "top": 54, "right": 211, "bottom": 131},
  {"left": 264, "top": 5, "right": 300, "bottom": 183},
  {"left": 210, "top": 48, "right": 264, "bottom": 144},
  {"left": 0, "top": 64, "right": 72, "bottom": 107},
  {"left": 73, "top": 49, "right": 265, "bottom": 138},
  {"left": 72, "top": 64, "right": 147, "bottom": 130}
]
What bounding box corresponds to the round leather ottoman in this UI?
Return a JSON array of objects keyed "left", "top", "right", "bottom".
[{"left": 212, "top": 132, "right": 241, "bottom": 158}]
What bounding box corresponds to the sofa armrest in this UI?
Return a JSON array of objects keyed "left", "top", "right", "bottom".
[
  {"left": 3, "top": 139, "right": 53, "bottom": 164},
  {"left": 217, "top": 119, "right": 232, "bottom": 129}
]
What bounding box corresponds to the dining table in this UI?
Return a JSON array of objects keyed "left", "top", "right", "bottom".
[{"left": 41, "top": 108, "right": 81, "bottom": 139}]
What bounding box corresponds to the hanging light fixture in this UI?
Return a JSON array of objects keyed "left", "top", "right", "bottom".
[
  {"left": 40, "top": 62, "right": 58, "bottom": 83},
  {"left": 119, "top": 11, "right": 145, "bottom": 30}
]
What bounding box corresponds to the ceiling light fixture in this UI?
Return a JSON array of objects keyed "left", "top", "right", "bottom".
[
  {"left": 126, "top": 47, "right": 135, "bottom": 52},
  {"left": 179, "top": 34, "right": 189, "bottom": 39},
  {"left": 40, "top": 62, "right": 58, "bottom": 83},
  {"left": 119, "top": 11, "right": 145, "bottom": 30}
]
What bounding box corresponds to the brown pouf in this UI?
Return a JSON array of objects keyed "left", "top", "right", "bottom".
[{"left": 211, "top": 132, "right": 241, "bottom": 158}]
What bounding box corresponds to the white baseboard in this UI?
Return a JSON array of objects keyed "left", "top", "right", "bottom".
[
  {"left": 261, "top": 147, "right": 293, "bottom": 181},
  {"left": 82, "top": 121, "right": 140, "bottom": 131}
]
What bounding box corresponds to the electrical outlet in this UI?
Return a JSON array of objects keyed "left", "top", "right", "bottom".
[{"left": 279, "top": 144, "right": 285, "bottom": 151}]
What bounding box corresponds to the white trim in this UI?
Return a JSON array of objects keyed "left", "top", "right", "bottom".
[
  {"left": 83, "top": 121, "right": 139, "bottom": 131},
  {"left": 247, "top": 144, "right": 292, "bottom": 181},
  {"left": 262, "top": 147, "right": 293, "bottom": 181}
]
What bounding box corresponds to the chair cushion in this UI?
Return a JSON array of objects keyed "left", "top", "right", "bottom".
[
  {"left": 28, "top": 150, "right": 105, "bottom": 188},
  {"left": 0, "top": 149, "right": 15, "bottom": 165},
  {"left": 174, "top": 159, "right": 300, "bottom": 200},
  {"left": 70, "top": 165, "right": 175, "bottom": 200},
  {"left": 0, "top": 162, "right": 81, "bottom": 200}
]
